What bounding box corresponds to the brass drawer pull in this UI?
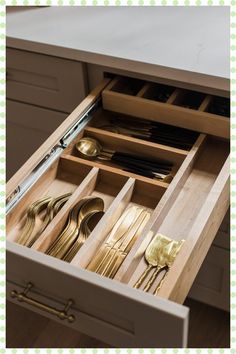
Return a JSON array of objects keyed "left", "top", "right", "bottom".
[{"left": 10, "top": 282, "right": 75, "bottom": 323}]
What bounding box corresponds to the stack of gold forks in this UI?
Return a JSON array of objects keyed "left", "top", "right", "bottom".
[
  {"left": 133, "top": 233, "right": 185, "bottom": 294},
  {"left": 87, "top": 206, "right": 151, "bottom": 278},
  {"left": 17, "top": 193, "right": 72, "bottom": 247}
]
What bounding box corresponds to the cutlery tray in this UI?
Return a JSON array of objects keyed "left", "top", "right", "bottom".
[
  {"left": 7, "top": 77, "right": 230, "bottom": 347},
  {"left": 102, "top": 77, "right": 230, "bottom": 138}
]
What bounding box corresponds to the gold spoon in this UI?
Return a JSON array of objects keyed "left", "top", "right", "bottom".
[
  {"left": 62, "top": 210, "right": 104, "bottom": 263},
  {"left": 55, "top": 197, "right": 104, "bottom": 259},
  {"left": 47, "top": 197, "right": 104, "bottom": 259},
  {"left": 47, "top": 196, "right": 99, "bottom": 255},
  {"left": 45, "top": 199, "right": 85, "bottom": 255}
]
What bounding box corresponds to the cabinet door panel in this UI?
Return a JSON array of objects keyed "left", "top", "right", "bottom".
[
  {"left": 189, "top": 245, "right": 230, "bottom": 311},
  {"left": 7, "top": 100, "right": 67, "bottom": 179},
  {"left": 7, "top": 48, "right": 88, "bottom": 112}
]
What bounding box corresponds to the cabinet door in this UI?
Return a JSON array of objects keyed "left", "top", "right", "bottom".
[
  {"left": 188, "top": 245, "right": 230, "bottom": 311},
  {"left": 7, "top": 48, "right": 88, "bottom": 113},
  {"left": 7, "top": 100, "right": 67, "bottom": 180}
]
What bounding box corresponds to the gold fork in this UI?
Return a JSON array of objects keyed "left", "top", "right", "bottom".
[
  {"left": 133, "top": 234, "right": 184, "bottom": 292},
  {"left": 153, "top": 239, "right": 185, "bottom": 295}
]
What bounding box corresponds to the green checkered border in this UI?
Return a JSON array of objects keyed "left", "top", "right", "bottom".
[{"left": 2, "top": 1, "right": 233, "bottom": 351}]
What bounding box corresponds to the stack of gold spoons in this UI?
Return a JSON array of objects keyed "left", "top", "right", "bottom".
[
  {"left": 62, "top": 210, "right": 104, "bottom": 262},
  {"left": 133, "top": 233, "right": 185, "bottom": 294},
  {"left": 17, "top": 193, "right": 71, "bottom": 247},
  {"left": 87, "top": 206, "right": 150, "bottom": 279},
  {"left": 46, "top": 196, "right": 104, "bottom": 260}
]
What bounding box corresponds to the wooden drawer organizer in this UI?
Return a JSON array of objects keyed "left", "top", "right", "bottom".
[
  {"left": 6, "top": 78, "right": 230, "bottom": 347},
  {"left": 102, "top": 77, "right": 230, "bottom": 139}
]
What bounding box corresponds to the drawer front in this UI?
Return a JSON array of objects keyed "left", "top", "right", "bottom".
[
  {"left": 188, "top": 245, "right": 230, "bottom": 312},
  {"left": 7, "top": 100, "right": 67, "bottom": 180},
  {"left": 7, "top": 48, "right": 88, "bottom": 113},
  {"left": 7, "top": 242, "right": 189, "bottom": 348}
]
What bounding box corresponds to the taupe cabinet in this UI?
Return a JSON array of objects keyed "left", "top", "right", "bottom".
[{"left": 6, "top": 48, "right": 88, "bottom": 179}]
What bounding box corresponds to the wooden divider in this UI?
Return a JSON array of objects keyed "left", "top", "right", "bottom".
[
  {"left": 83, "top": 127, "right": 188, "bottom": 164},
  {"left": 136, "top": 83, "right": 151, "bottom": 97},
  {"left": 62, "top": 154, "right": 170, "bottom": 189},
  {"left": 166, "top": 89, "right": 181, "bottom": 105},
  {"left": 198, "top": 95, "right": 212, "bottom": 112},
  {"left": 87, "top": 109, "right": 191, "bottom": 153}
]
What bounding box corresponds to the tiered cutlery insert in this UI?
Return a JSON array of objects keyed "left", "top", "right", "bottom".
[{"left": 7, "top": 76, "right": 229, "bottom": 303}]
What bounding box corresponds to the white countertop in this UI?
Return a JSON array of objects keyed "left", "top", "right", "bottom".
[{"left": 7, "top": 6, "right": 230, "bottom": 93}]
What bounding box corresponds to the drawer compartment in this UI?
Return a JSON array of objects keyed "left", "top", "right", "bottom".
[
  {"left": 7, "top": 158, "right": 93, "bottom": 245},
  {"left": 65, "top": 127, "right": 186, "bottom": 188},
  {"left": 118, "top": 138, "right": 229, "bottom": 304},
  {"left": 7, "top": 48, "right": 87, "bottom": 112},
  {"left": 7, "top": 78, "right": 230, "bottom": 347},
  {"left": 102, "top": 77, "right": 230, "bottom": 138},
  {"left": 71, "top": 178, "right": 165, "bottom": 270}
]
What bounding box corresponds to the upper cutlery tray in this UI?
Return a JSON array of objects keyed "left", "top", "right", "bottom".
[{"left": 102, "top": 77, "right": 230, "bottom": 139}]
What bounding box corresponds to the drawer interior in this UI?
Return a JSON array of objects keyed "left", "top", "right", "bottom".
[{"left": 6, "top": 77, "right": 230, "bottom": 307}]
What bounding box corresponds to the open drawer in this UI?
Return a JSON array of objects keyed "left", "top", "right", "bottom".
[{"left": 6, "top": 77, "right": 230, "bottom": 348}]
